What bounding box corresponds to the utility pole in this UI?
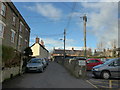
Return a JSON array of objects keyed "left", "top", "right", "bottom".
[
  {"left": 64, "top": 29, "right": 66, "bottom": 59},
  {"left": 83, "top": 14, "right": 87, "bottom": 58}
]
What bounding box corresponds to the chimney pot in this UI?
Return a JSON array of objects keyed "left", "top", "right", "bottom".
[{"left": 36, "top": 37, "right": 39, "bottom": 43}]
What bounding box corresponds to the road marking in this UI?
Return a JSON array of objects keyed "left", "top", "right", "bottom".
[
  {"left": 96, "top": 85, "right": 109, "bottom": 88},
  {"left": 89, "top": 79, "right": 109, "bottom": 84},
  {"left": 86, "top": 80, "right": 98, "bottom": 88}
]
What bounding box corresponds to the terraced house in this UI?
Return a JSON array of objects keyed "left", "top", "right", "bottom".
[
  {"left": 0, "top": 2, "right": 30, "bottom": 52},
  {"left": 0, "top": 1, "right": 30, "bottom": 81}
]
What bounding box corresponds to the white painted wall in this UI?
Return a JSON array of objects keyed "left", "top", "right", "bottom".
[
  {"left": 31, "top": 43, "right": 40, "bottom": 57},
  {"left": 31, "top": 43, "right": 49, "bottom": 58}
]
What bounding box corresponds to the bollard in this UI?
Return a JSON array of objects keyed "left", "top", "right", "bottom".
[{"left": 109, "top": 80, "right": 112, "bottom": 88}]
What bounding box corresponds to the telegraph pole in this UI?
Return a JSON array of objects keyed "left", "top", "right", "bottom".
[
  {"left": 64, "top": 29, "right": 66, "bottom": 59},
  {"left": 83, "top": 14, "right": 87, "bottom": 58}
]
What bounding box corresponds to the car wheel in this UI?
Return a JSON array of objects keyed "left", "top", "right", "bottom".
[{"left": 101, "top": 71, "right": 110, "bottom": 79}]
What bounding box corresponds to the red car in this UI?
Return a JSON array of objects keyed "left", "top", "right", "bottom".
[{"left": 86, "top": 58, "right": 103, "bottom": 70}]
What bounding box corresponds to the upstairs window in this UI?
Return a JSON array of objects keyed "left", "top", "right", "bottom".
[
  {"left": 0, "top": 3, "right": 6, "bottom": 16},
  {"left": 25, "top": 39, "right": 28, "bottom": 47},
  {"left": 11, "top": 29, "right": 15, "bottom": 43},
  {"left": 0, "top": 23, "right": 4, "bottom": 38},
  {"left": 18, "top": 35, "right": 22, "bottom": 51},
  {"left": 19, "top": 21, "right": 23, "bottom": 32},
  {"left": 12, "top": 13, "right": 16, "bottom": 26}
]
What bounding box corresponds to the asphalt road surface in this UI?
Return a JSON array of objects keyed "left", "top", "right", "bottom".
[
  {"left": 3, "top": 62, "right": 94, "bottom": 88},
  {"left": 87, "top": 71, "right": 120, "bottom": 88}
]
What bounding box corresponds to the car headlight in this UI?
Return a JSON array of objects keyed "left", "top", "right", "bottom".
[{"left": 94, "top": 68, "right": 99, "bottom": 71}]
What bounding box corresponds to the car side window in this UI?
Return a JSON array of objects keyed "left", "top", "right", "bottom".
[
  {"left": 94, "top": 60, "right": 100, "bottom": 63},
  {"left": 114, "top": 59, "right": 120, "bottom": 66},
  {"left": 109, "top": 59, "right": 120, "bottom": 66},
  {"left": 87, "top": 60, "right": 94, "bottom": 63},
  {"left": 109, "top": 62, "right": 115, "bottom": 66}
]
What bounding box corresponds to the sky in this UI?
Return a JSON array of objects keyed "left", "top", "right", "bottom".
[{"left": 13, "top": 1, "right": 119, "bottom": 52}]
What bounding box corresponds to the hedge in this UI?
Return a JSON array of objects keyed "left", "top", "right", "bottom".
[{"left": 2, "top": 45, "right": 21, "bottom": 67}]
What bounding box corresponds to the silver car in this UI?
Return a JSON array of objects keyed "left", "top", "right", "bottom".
[
  {"left": 41, "top": 58, "right": 47, "bottom": 68},
  {"left": 26, "top": 58, "right": 44, "bottom": 72},
  {"left": 92, "top": 58, "right": 120, "bottom": 79}
]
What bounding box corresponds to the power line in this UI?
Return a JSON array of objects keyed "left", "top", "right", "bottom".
[
  {"left": 65, "top": 2, "right": 77, "bottom": 30},
  {"left": 31, "top": 33, "right": 64, "bottom": 37},
  {"left": 61, "top": 2, "right": 80, "bottom": 13}
]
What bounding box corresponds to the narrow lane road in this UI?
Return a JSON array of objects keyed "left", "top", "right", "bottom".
[{"left": 3, "top": 62, "right": 94, "bottom": 88}]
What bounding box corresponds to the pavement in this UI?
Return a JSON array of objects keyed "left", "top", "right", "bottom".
[{"left": 2, "top": 62, "right": 94, "bottom": 88}]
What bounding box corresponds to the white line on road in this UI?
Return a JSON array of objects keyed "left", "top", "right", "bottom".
[{"left": 86, "top": 80, "right": 98, "bottom": 88}]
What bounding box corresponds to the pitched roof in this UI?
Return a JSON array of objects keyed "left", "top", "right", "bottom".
[{"left": 31, "top": 43, "right": 49, "bottom": 52}]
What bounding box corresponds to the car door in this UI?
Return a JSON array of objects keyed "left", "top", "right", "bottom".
[
  {"left": 94, "top": 60, "right": 102, "bottom": 66},
  {"left": 108, "top": 59, "right": 120, "bottom": 78},
  {"left": 114, "top": 59, "right": 120, "bottom": 77},
  {"left": 87, "top": 60, "right": 95, "bottom": 70}
]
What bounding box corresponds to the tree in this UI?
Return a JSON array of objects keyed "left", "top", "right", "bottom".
[{"left": 24, "top": 47, "right": 33, "bottom": 57}]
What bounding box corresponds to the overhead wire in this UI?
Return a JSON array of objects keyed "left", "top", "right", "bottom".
[{"left": 65, "top": 1, "right": 77, "bottom": 30}]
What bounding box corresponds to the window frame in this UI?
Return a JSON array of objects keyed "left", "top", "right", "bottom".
[
  {"left": 18, "top": 35, "right": 22, "bottom": 51},
  {"left": 12, "top": 13, "right": 16, "bottom": 26},
  {"left": 0, "top": 23, "right": 4, "bottom": 38},
  {"left": 19, "top": 21, "right": 23, "bottom": 32},
  {"left": 25, "top": 39, "right": 28, "bottom": 47},
  {"left": 11, "top": 29, "right": 15, "bottom": 43},
  {"left": 0, "top": 3, "right": 6, "bottom": 17}
]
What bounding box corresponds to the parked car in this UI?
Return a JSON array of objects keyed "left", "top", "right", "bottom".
[
  {"left": 26, "top": 58, "right": 44, "bottom": 72},
  {"left": 86, "top": 58, "right": 103, "bottom": 70},
  {"left": 44, "top": 58, "right": 49, "bottom": 65},
  {"left": 41, "top": 58, "right": 47, "bottom": 68},
  {"left": 92, "top": 58, "right": 120, "bottom": 79},
  {"left": 100, "top": 58, "right": 110, "bottom": 63}
]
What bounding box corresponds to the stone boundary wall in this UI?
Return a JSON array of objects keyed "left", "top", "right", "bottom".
[
  {"left": 1, "top": 66, "right": 21, "bottom": 82},
  {"left": 56, "top": 58, "right": 87, "bottom": 79}
]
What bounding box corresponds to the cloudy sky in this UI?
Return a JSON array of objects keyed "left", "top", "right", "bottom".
[{"left": 13, "top": 1, "right": 119, "bottom": 51}]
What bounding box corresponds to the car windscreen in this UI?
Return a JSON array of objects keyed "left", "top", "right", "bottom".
[
  {"left": 103, "top": 58, "right": 117, "bottom": 65},
  {"left": 29, "top": 59, "right": 42, "bottom": 63}
]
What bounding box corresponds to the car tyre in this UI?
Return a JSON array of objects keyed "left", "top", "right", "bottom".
[{"left": 101, "top": 71, "right": 110, "bottom": 79}]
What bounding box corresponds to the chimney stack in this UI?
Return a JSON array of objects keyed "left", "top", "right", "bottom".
[
  {"left": 40, "top": 40, "right": 45, "bottom": 47},
  {"left": 72, "top": 47, "right": 74, "bottom": 51},
  {"left": 36, "top": 37, "right": 39, "bottom": 43}
]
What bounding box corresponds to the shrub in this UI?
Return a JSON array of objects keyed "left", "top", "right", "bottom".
[{"left": 2, "top": 45, "right": 21, "bottom": 67}]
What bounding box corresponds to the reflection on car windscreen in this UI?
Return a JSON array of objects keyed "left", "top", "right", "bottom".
[
  {"left": 103, "top": 58, "right": 116, "bottom": 65},
  {"left": 29, "top": 59, "right": 41, "bottom": 63}
]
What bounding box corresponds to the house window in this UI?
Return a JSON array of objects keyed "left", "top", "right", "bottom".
[
  {"left": 19, "top": 21, "right": 23, "bottom": 32},
  {"left": 25, "top": 39, "right": 28, "bottom": 47},
  {"left": 0, "top": 3, "right": 6, "bottom": 16},
  {"left": 12, "top": 13, "right": 16, "bottom": 26},
  {"left": 18, "top": 35, "right": 22, "bottom": 51},
  {"left": 0, "top": 23, "right": 4, "bottom": 38},
  {"left": 26, "top": 28, "right": 28, "bottom": 32},
  {"left": 11, "top": 29, "right": 15, "bottom": 43}
]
